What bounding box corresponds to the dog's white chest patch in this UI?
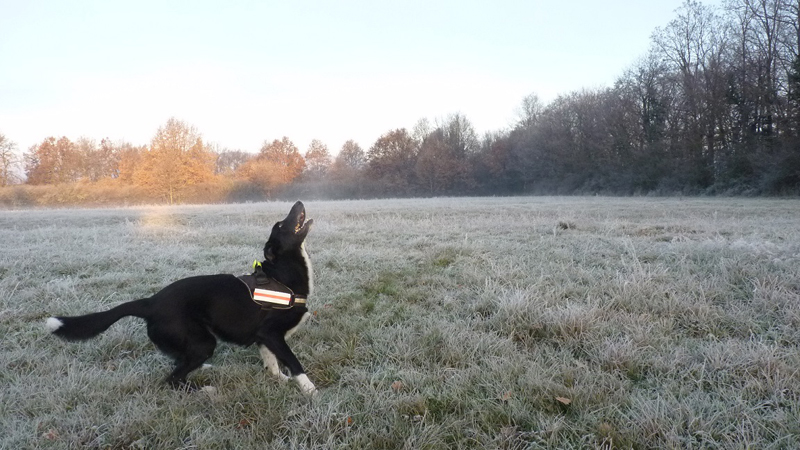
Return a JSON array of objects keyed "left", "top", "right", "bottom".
[
  {"left": 301, "top": 242, "right": 314, "bottom": 296},
  {"left": 285, "top": 312, "right": 311, "bottom": 340}
]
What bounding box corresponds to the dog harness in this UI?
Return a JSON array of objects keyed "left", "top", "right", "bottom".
[{"left": 238, "top": 261, "right": 307, "bottom": 310}]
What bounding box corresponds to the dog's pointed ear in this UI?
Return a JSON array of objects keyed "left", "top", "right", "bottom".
[{"left": 264, "top": 244, "right": 275, "bottom": 262}]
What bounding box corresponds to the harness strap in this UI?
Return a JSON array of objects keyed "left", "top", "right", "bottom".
[{"left": 237, "top": 269, "right": 307, "bottom": 310}]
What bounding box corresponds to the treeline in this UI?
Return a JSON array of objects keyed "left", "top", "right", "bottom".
[
  {"left": 1, "top": 0, "right": 799, "bottom": 206},
  {"left": 467, "top": 0, "right": 800, "bottom": 196},
  {"left": 0, "top": 119, "right": 341, "bottom": 206}
]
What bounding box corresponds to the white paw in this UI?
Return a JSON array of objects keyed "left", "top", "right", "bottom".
[
  {"left": 294, "top": 373, "right": 317, "bottom": 396},
  {"left": 200, "top": 386, "right": 218, "bottom": 399}
]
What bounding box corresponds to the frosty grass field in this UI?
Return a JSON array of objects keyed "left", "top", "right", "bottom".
[{"left": 1, "top": 196, "right": 799, "bottom": 449}]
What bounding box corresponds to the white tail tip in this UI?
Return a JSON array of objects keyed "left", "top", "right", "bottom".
[{"left": 45, "top": 317, "right": 63, "bottom": 332}]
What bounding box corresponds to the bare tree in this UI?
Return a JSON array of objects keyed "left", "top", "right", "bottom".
[
  {"left": 0, "top": 133, "right": 20, "bottom": 186},
  {"left": 303, "top": 139, "right": 332, "bottom": 179},
  {"left": 438, "top": 113, "right": 480, "bottom": 158},
  {"left": 325, "top": 140, "right": 366, "bottom": 198},
  {"left": 412, "top": 118, "right": 433, "bottom": 145},
  {"left": 416, "top": 129, "right": 458, "bottom": 194},
  {"left": 653, "top": 0, "right": 727, "bottom": 185},
  {"left": 215, "top": 149, "right": 252, "bottom": 176},
  {"left": 334, "top": 140, "right": 365, "bottom": 170},
  {"left": 516, "top": 93, "right": 544, "bottom": 129},
  {"left": 71, "top": 137, "right": 119, "bottom": 182},
  {"left": 415, "top": 114, "right": 479, "bottom": 194},
  {"left": 366, "top": 128, "right": 418, "bottom": 195}
]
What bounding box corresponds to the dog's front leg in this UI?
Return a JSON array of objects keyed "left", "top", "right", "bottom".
[
  {"left": 259, "top": 335, "right": 316, "bottom": 396},
  {"left": 259, "top": 345, "right": 290, "bottom": 382},
  {"left": 294, "top": 373, "right": 316, "bottom": 396}
]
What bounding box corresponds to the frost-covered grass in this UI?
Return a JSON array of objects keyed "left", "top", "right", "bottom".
[{"left": 2, "top": 197, "right": 800, "bottom": 449}]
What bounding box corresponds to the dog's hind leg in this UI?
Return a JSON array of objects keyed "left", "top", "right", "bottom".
[
  {"left": 166, "top": 334, "right": 217, "bottom": 389},
  {"left": 148, "top": 323, "right": 217, "bottom": 389}
]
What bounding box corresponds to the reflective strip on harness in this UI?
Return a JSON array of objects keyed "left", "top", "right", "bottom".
[{"left": 253, "top": 288, "right": 293, "bottom": 307}]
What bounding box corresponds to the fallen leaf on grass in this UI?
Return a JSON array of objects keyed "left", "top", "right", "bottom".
[
  {"left": 41, "top": 429, "right": 59, "bottom": 440},
  {"left": 555, "top": 396, "right": 572, "bottom": 405}
]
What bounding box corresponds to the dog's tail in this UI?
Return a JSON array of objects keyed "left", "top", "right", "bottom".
[{"left": 46, "top": 298, "right": 151, "bottom": 341}]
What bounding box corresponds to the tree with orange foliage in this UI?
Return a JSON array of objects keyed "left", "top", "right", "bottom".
[
  {"left": 134, "top": 118, "right": 215, "bottom": 204},
  {"left": 238, "top": 137, "right": 304, "bottom": 197},
  {"left": 116, "top": 143, "right": 146, "bottom": 184},
  {"left": 24, "top": 136, "right": 83, "bottom": 185}
]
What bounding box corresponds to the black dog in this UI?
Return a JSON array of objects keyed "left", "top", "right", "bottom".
[{"left": 46, "top": 201, "right": 316, "bottom": 394}]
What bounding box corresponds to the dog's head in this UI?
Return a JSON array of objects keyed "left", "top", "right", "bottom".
[{"left": 263, "top": 201, "right": 313, "bottom": 262}]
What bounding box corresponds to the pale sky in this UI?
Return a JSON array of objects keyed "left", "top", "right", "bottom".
[{"left": 1, "top": 1, "right": 718, "bottom": 156}]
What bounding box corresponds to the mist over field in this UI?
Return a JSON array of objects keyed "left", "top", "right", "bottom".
[{"left": 2, "top": 197, "right": 799, "bottom": 448}]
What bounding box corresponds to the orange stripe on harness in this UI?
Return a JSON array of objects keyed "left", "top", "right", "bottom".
[{"left": 253, "top": 289, "right": 293, "bottom": 306}]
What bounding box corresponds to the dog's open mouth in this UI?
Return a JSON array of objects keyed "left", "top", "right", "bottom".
[{"left": 295, "top": 211, "right": 313, "bottom": 234}]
